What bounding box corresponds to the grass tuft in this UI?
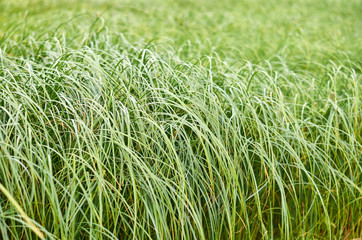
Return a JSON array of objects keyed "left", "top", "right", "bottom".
[{"left": 0, "top": 0, "right": 361, "bottom": 239}]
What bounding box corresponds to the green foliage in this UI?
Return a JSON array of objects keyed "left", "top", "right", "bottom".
[{"left": 0, "top": 0, "right": 361, "bottom": 239}]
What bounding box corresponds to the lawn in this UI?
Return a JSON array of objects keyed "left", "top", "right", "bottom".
[{"left": 0, "top": 0, "right": 361, "bottom": 239}]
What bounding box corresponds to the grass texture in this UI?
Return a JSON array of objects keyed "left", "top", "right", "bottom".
[{"left": 0, "top": 0, "right": 361, "bottom": 239}]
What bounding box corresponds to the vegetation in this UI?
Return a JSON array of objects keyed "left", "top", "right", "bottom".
[{"left": 0, "top": 0, "right": 361, "bottom": 239}]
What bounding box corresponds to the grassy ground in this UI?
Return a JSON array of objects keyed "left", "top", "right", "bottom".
[{"left": 0, "top": 0, "right": 361, "bottom": 239}]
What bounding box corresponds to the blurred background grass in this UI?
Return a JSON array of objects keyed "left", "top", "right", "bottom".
[{"left": 1, "top": 0, "right": 361, "bottom": 67}]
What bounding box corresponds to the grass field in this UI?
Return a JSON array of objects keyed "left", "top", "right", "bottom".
[{"left": 0, "top": 0, "right": 361, "bottom": 239}]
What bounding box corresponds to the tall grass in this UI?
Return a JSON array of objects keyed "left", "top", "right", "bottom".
[{"left": 0, "top": 0, "right": 361, "bottom": 239}]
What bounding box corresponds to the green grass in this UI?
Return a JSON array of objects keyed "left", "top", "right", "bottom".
[{"left": 0, "top": 0, "right": 361, "bottom": 239}]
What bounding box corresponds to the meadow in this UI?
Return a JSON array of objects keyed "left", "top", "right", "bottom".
[{"left": 0, "top": 0, "right": 361, "bottom": 239}]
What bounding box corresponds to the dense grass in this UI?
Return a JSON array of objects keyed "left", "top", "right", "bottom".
[{"left": 0, "top": 0, "right": 361, "bottom": 239}]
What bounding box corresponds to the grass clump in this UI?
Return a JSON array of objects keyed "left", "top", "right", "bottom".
[{"left": 0, "top": 0, "right": 361, "bottom": 239}]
